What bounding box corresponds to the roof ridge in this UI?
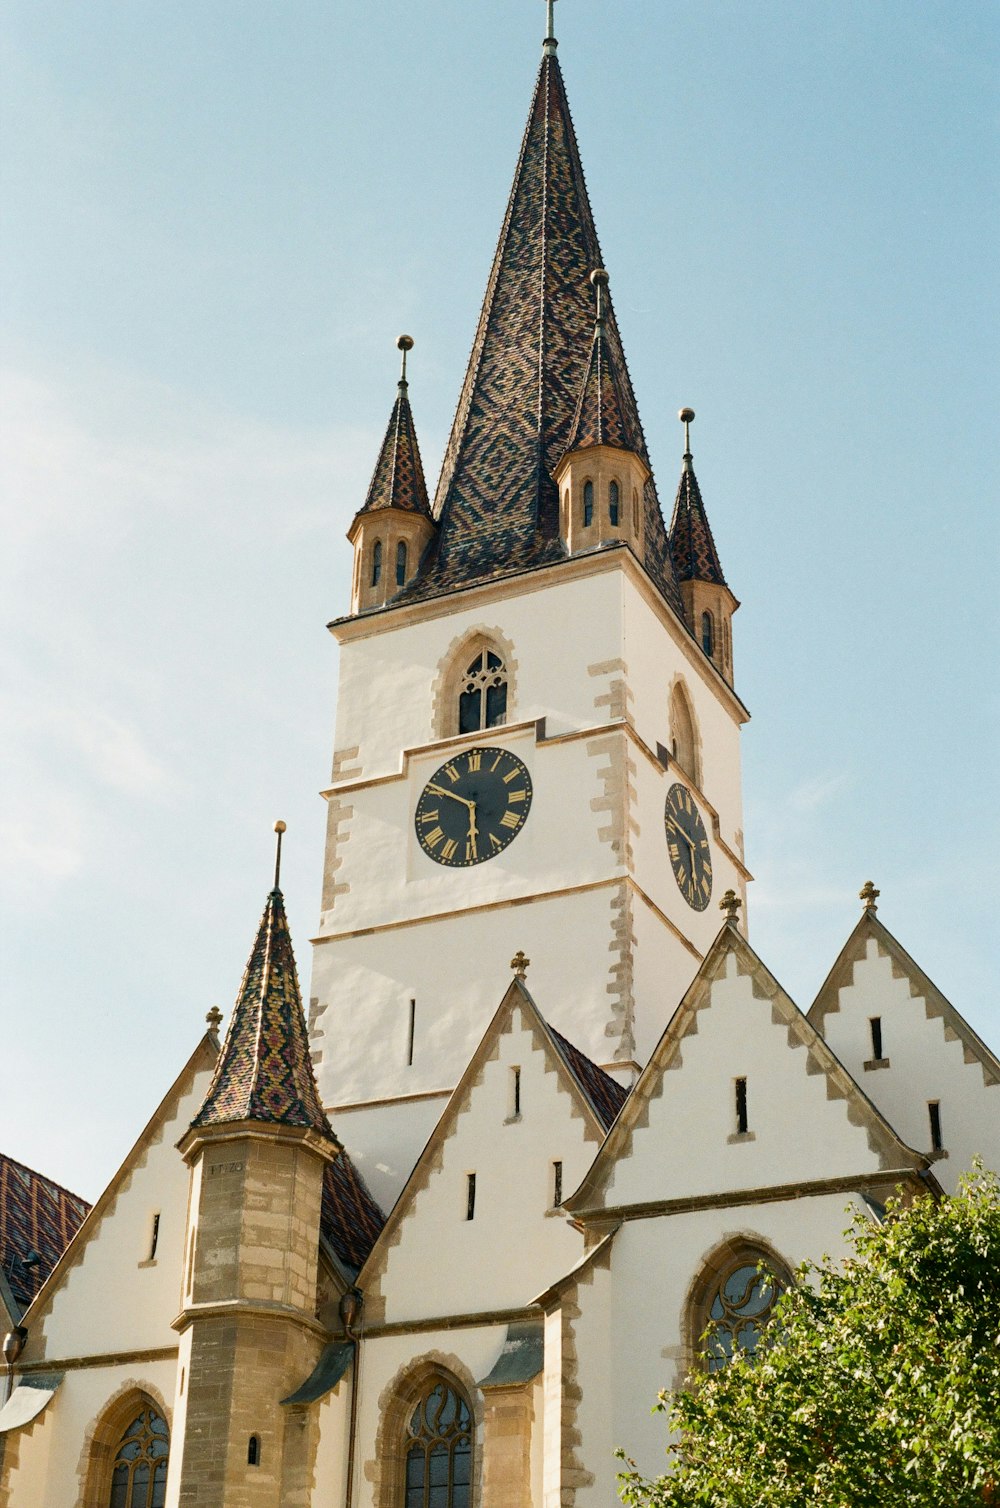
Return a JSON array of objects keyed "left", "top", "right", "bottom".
[{"left": 0, "top": 1153, "right": 91, "bottom": 1209}]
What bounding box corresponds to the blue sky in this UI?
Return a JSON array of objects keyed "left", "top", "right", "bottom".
[{"left": 1, "top": 1, "right": 997, "bottom": 1200}]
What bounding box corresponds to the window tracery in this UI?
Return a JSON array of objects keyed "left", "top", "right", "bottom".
[
  {"left": 458, "top": 650, "right": 508, "bottom": 735},
  {"left": 703, "top": 1260, "right": 784, "bottom": 1371},
  {"left": 403, "top": 1378, "right": 473, "bottom": 1508},
  {"left": 107, "top": 1407, "right": 169, "bottom": 1508}
]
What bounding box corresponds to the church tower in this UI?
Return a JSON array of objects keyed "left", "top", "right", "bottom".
[{"left": 309, "top": 14, "right": 749, "bottom": 1207}]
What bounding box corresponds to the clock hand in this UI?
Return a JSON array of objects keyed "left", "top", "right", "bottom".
[
  {"left": 467, "top": 805, "right": 479, "bottom": 860},
  {"left": 426, "top": 781, "right": 476, "bottom": 812}
]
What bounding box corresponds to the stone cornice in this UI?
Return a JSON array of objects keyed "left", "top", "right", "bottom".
[{"left": 571, "top": 1167, "right": 937, "bottom": 1224}]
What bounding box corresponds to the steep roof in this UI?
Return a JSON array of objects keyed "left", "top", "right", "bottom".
[
  {"left": 320, "top": 1154, "right": 386, "bottom": 1276},
  {"left": 351, "top": 377, "right": 431, "bottom": 528},
  {"left": 564, "top": 307, "right": 642, "bottom": 455},
  {"left": 0, "top": 1155, "right": 90, "bottom": 1318},
  {"left": 191, "top": 888, "right": 335, "bottom": 1141},
  {"left": 549, "top": 1025, "right": 628, "bottom": 1130},
  {"left": 668, "top": 455, "right": 728, "bottom": 587},
  {"left": 399, "top": 49, "right": 683, "bottom": 616}
]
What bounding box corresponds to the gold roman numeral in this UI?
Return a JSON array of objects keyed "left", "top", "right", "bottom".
[
  {"left": 503, "top": 768, "right": 519, "bottom": 784},
  {"left": 424, "top": 827, "right": 444, "bottom": 849},
  {"left": 444, "top": 763, "right": 460, "bottom": 784},
  {"left": 419, "top": 809, "right": 440, "bottom": 824},
  {"left": 466, "top": 751, "right": 481, "bottom": 771},
  {"left": 508, "top": 789, "right": 527, "bottom": 803},
  {"left": 440, "top": 838, "right": 458, "bottom": 861},
  {"left": 499, "top": 811, "right": 519, "bottom": 830},
  {"left": 489, "top": 833, "right": 503, "bottom": 851},
  {"left": 491, "top": 753, "right": 503, "bottom": 771}
]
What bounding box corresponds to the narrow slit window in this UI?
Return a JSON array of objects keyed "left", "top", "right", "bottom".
[
  {"left": 609, "top": 479, "right": 620, "bottom": 525},
  {"left": 247, "top": 1435, "right": 260, "bottom": 1467},
  {"left": 511, "top": 1066, "right": 521, "bottom": 1118},
  {"left": 466, "top": 1173, "right": 477, "bottom": 1221},
  {"left": 870, "top": 1017, "right": 883, "bottom": 1060},
  {"left": 371, "top": 539, "right": 383, "bottom": 586},
  {"left": 148, "top": 1211, "right": 160, "bottom": 1262},
  {"left": 735, "top": 1077, "right": 748, "bottom": 1135},
  {"left": 552, "top": 1160, "right": 563, "bottom": 1207},
  {"left": 395, "top": 540, "right": 407, "bottom": 586},
  {"left": 929, "top": 1101, "right": 943, "bottom": 1152},
  {"left": 583, "top": 479, "right": 594, "bottom": 526},
  {"left": 632, "top": 487, "right": 639, "bottom": 531},
  {"left": 407, "top": 998, "right": 416, "bottom": 1067},
  {"left": 701, "top": 611, "right": 714, "bottom": 657}
]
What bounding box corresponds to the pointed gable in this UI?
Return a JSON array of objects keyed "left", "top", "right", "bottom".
[
  {"left": 668, "top": 458, "right": 727, "bottom": 587},
  {"left": 568, "top": 923, "right": 927, "bottom": 1216},
  {"left": 359, "top": 978, "right": 612, "bottom": 1325},
  {"left": 350, "top": 379, "right": 431, "bottom": 529},
  {"left": 564, "top": 320, "right": 640, "bottom": 456},
  {"left": 192, "top": 888, "right": 334, "bottom": 1141},
  {"left": 402, "top": 51, "right": 682, "bottom": 616}
]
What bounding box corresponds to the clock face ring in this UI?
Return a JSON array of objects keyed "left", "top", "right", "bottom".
[
  {"left": 664, "top": 781, "right": 713, "bottom": 911},
  {"left": 415, "top": 746, "right": 533, "bottom": 867}
]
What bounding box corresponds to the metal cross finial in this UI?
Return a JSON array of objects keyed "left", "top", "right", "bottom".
[
  {"left": 273, "top": 820, "right": 287, "bottom": 890},
  {"left": 397, "top": 333, "right": 414, "bottom": 386},
  {"left": 720, "top": 888, "right": 742, "bottom": 926},
  {"left": 543, "top": 0, "right": 558, "bottom": 54},
  {"left": 206, "top": 1006, "right": 223, "bottom": 1032},
  {"left": 679, "top": 407, "right": 695, "bottom": 465},
  {"left": 511, "top": 950, "right": 530, "bottom": 978},
  {"left": 860, "top": 880, "right": 880, "bottom": 913}
]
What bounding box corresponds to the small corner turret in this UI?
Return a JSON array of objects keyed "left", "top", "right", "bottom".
[
  {"left": 555, "top": 269, "right": 650, "bottom": 558},
  {"left": 668, "top": 409, "right": 739, "bottom": 685},
  {"left": 348, "top": 335, "right": 435, "bottom": 614}
]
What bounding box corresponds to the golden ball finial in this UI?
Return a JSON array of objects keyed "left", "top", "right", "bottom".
[
  {"left": 396, "top": 334, "right": 414, "bottom": 352},
  {"left": 273, "top": 820, "right": 287, "bottom": 835},
  {"left": 679, "top": 407, "right": 695, "bottom": 424}
]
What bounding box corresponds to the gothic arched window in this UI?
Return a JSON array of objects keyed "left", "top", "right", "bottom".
[
  {"left": 404, "top": 1378, "right": 473, "bottom": 1508},
  {"left": 458, "top": 649, "right": 508, "bottom": 735},
  {"left": 396, "top": 540, "right": 408, "bottom": 587},
  {"left": 108, "top": 1406, "right": 170, "bottom": 1508},
  {"left": 702, "top": 1259, "right": 785, "bottom": 1372},
  {"left": 609, "top": 479, "right": 620, "bottom": 526},
  {"left": 372, "top": 539, "right": 383, "bottom": 587},
  {"left": 583, "top": 480, "right": 594, "bottom": 527},
  {"left": 701, "top": 610, "right": 714, "bottom": 658},
  {"left": 632, "top": 487, "right": 639, "bottom": 532},
  {"left": 669, "top": 683, "right": 699, "bottom": 786}
]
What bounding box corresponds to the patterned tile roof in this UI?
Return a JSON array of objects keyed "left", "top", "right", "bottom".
[
  {"left": 549, "top": 1025, "right": 629, "bottom": 1131},
  {"left": 191, "top": 888, "right": 335, "bottom": 1140},
  {"left": 320, "top": 1152, "right": 386, "bottom": 1275},
  {"left": 668, "top": 458, "right": 728, "bottom": 587},
  {"left": 397, "top": 52, "right": 683, "bottom": 618},
  {"left": 0, "top": 1154, "right": 90, "bottom": 1316},
  {"left": 353, "top": 379, "right": 431, "bottom": 527},
  {"left": 564, "top": 319, "right": 639, "bottom": 455}
]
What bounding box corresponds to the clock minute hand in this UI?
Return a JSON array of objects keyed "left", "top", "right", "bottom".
[{"left": 426, "top": 781, "right": 476, "bottom": 812}]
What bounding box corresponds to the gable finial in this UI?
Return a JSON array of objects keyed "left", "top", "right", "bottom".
[
  {"left": 206, "top": 1005, "right": 223, "bottom": 1032},
  {"left": 590, "top": 267, "right": 609, "bottom": 330},
  {"left": 860, "top": 879, "right": 880, "bottom": 914},
  {"left": 543, "top": 0, "right": 558, "bottom": 55},
  {"left": 397, "top": 333, "right": 413, "bottom": 387},
  {"left": 679, "top": 407, "right": 695, "bottom": 469},
  {"left": 273, "top": 819, "right": 287, "bottom": 891},
  {"left": 511, "top": 949, "right": 530, "bottom": 978},
  {"left": 720, "top": 888, "right": 742, "bottom": 927}
]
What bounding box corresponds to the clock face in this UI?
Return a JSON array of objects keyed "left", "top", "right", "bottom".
[
  {"left": 415, "top": 746, "right": 533, "bottom": 867},
  {"left": 664, "top": 782, "right": 713, "bottom": 911}
]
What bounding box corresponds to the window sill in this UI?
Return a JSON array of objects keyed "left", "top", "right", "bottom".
[
  {"left": 137, "top": 1258, "right": 158, "bottom": 1270},
  {"left": 863, "top": 1057, "right": 891, "bottom": 1071},
  {"left": 726, "top": 1131, "right": 756, "bottom": 1145},
  {"left": 503, "top": 1114, "right": 522, "bottom": 1126},
  {"left": 928, "top": 1148, "right": 949, "bottom": 1162}
]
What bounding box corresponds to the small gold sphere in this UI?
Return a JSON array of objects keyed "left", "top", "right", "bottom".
[
  {"left": 273, "top": 819, "right": 287, "bottom": 834},
  {"left": 679, "top": 407, "right": 695, "bottom": 424},
  {"left": 397, "top": 334, "right": 414, "bottom": 352}
]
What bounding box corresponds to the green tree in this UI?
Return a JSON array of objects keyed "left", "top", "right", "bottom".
[{"left": 618, "top": 1168, "right": 1000, "bottom": 1508}]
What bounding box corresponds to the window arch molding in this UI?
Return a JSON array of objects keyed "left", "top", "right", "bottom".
[
  {"left": 667, "top": 676, "right": 703, "bottom": 790},
  {"left": 77, "top": 1381, "right": 172, "bottom": 1508},
  {"left": 369, "top": 1352, "right": 483, "bottom": 1508},
  {"left": 681, "top": 1235, "right": 793, "bottom": 1383},
  {"left": 431, "top": 626, "right": 519, "bottom": 741}
]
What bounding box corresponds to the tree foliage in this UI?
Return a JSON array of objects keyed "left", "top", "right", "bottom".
[{"left": 618, "top": 1169, "right": 1000, "bottom": 1507}]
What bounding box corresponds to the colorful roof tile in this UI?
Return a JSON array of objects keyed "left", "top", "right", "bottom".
[
  {"left": 668, "top": 457, "right": 727, "bottom": 587},
  {"left": 398, "top": 51, "right": 683, "bottom": 617},
  {"left": 549, "top": 1025, "right": 629, "bottom": 1131},
  {"left": 191, "top": 888, "right": 335, "bottom": 1140},
  {"left": 320, "top": 1152, "right": 386, "bottom": 1275},
  {"left": 353, "top": 378, "right": 431, "bottom": 526},
  {"left": 0, "top": 1154, "right": 90, "bottom": 1316},
  {"left": 564, "top": 309, "right": 639, "bottom": 455}
]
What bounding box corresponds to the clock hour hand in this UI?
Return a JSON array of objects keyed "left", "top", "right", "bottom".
[{"left": 426, "top": 781, "right": 476, "bottom": 812}]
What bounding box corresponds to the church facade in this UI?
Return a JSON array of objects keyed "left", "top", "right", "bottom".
[{"left": 2, "top": 17, "right": 997, "bottom": 1508}]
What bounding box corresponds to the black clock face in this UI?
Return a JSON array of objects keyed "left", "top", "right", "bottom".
[
  {"left": 664, "top": 782, "right": 713, "bottom": 911},
  {"left": 415, "top": 747, "right": 533, "bottom": 867}
]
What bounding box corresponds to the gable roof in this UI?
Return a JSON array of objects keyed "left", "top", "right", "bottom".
[
  {"left": 567, "top": 921, "right": 930, "bottom": 1216},
  {"left": 668, "top": 455, "right": 728, "bottom": 588},
  {"left": 350, "top": 375, "right": 431, "bottom": 531},
  {"left": 320, "top": 1152, "right": 386, "bottom": 1277},
  {"left": 0, "top": 1156, "right": 90, "bottom": 1320},
  {"left": 808, "top": 909, "right": 1000, "bottom": 1089},
  {"left": 191, "top": 888, "right": 335, "bottom": 1141},
  {"left": 395, "top": 47, "right": 683, "bottom": 617},
  {"left": 549, "top": 1025, "right": 628, "bottom": 1131}
]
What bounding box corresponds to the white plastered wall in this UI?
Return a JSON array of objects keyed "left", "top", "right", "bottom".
[{"left": 817, "top": 936, "right": 1000, "bottom": 1190}]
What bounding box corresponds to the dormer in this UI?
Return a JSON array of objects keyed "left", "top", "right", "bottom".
[
  {"left": 347, "top": 335, "right": 436, "bottom": 614},
  {"left": 554, "top": 270, "right": 649, "bottom": 559},
  {"left": 668, "top": 409, "right": 739, "bottom": 686}
]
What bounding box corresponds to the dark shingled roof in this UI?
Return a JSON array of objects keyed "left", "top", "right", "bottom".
[
  {"left": 549, "top": 1026, "right": 629, "bottom": 1131},
  {"left": 564, "top": 318, "right": 640, "bottom": 455},
  {"left": 668, "top": 458, "right": 727, "bottom": 587},
  {"left": 0, "top": 1154, "right": 90, "bottom": 1316},
  {"left": 192, "top": 889, "right": 335, "bottom": 1141},
  {"left": 320, "top": 1153, "right": 386, "bottom": 1275},
  {"left": 353, "top": 379, "right": 431, "bottom": 527},
  {"left": 396, "top": 50, "right": 683, "bottom": 618}
]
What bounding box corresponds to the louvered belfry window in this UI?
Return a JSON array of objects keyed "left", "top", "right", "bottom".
[
  {"left": 458, "top": 650, "right": 508, "bottom": 734},
  {"left": 108, "top": 1408, "right": 169, "bottom": 1508},
  {"left": 404, "top": 1380, "right": 473, "bottom": 1508}
]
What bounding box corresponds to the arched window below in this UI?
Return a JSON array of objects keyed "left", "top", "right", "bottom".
[
  {"left": 669, "top": 683, "right": 699, "bottom": 785},
  {"left": 396, "top": 540, "right": 408, "bottom": 587},
  {"left": 108, "top": 1406, "right": 169, "bottom": 1508},
  {"left": 701, "top": 611, "right": 714, "bottom": 657},
  {"left": 583, "top": 480, "right": 594, "bottom": 527},
  {"left": 458, "top": 649, "right": 508, "bottom": 735},
  {"left": 609, "top": 480, "right": 620, "bottom": 526},
  {"left": 702, "top": 1259, "right": 785, "bottom": 1372},
  {"left": 371, "top": 539, "right": 383, "bottom": 587},
  {"left": 247, "top": 1434, "right": 261, "bottom": 1466},
  {"left": 404, "top": 1378, "right": 473, "bottom": 1508}
]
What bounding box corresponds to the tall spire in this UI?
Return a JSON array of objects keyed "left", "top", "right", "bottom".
[
  {"left": 668, "top": 409, "right": 728, "bottom": 587},
  {"left": 192, "top": 852, "right": 335, "bottom": 1139},
  {"left": 352, "top": 335, "right": 431, "bottom": 525},
  {"left": 564, "top": 269, "right": 640, "bottom": 454},
  {"left": 401, "top": 36, "right": 683, "bottom": 618}
]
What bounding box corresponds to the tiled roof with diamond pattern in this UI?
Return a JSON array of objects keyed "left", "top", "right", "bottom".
[
  {"left": 320, "top": 1152, "right": 386, "bottom": 1275},
  {"left": 0, "top": 1154, "right": 91, "bottom": 1316},
  {"left": 191, "top": 889, "right": 335, "bottom": 1140},
  {"left": 564, "top": 322, "right": 638, "bottom": 455},
  {"left": 354, "top": 381, "right": 431, "bottom": 526},
  {"left": 668, "top": 460, "right": 727, "bottom": 587},
  {"left": 549, "top": 1026, "right": 629, "bottom": 1131},
  {"left": 398, "top": 52, "right": 682, "bottom": 617}
]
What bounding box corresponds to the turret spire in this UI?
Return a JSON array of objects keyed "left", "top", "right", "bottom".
[
  {"left": 668, "top": 409, "right": 727, "bottom": 587},
  {"left": 544, "top": 0, "right": 558, "bottom": 55}
]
